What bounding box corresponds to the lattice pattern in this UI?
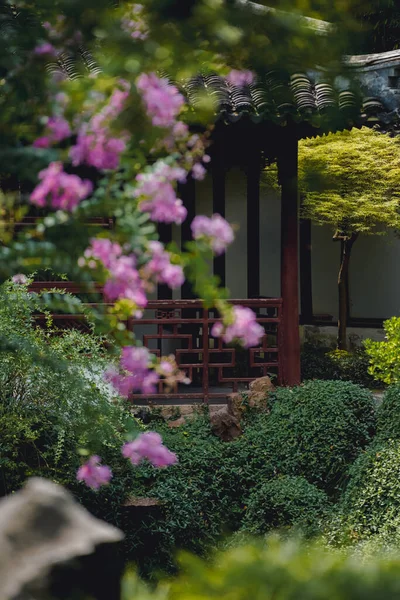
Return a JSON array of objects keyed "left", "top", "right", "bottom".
[
  {"left": 31, "top": 291, "right": 283, "bottom": 403},
  {"left": 130, "top": 299, "right": 283, "bottom": 403}
]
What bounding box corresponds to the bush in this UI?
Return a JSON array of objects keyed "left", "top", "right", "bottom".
[
  {"left": 365, "top": 317, "right": 400, "bottom": 385},
  {"left": 0, "top": 279, "right": 136, "bottom": 523},
  {"left": 241, "top": 475, "right": 329, "bottom": 536},
  {"left": 301, "top": 342, "right": 380, "bottom": 388},
  {"left": 327, "top": 439, "right": 400, "bottom": 546},
  {"left": 376, "top": 384, "right": 400, "bottom": 441},
  {"left": 255, "top": 380, "right": 376, "bottom": 495},
  {"left": 122, "top": 537, "right": 400, "bottom": 600}
]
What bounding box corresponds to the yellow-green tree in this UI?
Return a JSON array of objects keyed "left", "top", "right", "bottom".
[{"left": 299, "top": 127, "right": 400, "bottom": 349}]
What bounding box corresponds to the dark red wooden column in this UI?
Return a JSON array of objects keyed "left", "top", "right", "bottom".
[{"left": 277, "top": 128, "right": 301, "bottom": 386}]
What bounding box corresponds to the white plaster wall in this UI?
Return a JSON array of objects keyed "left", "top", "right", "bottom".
[
  {"left": 194, "top": 171, "right": 282, "bottom": 300},
  {"left": 259, "top": 185, "right": 281, "bottom": 298},
  {"left": 350, "top": 231, "right": 400, "bottom": 319},
  {"left": 311, "top": 224, "right": 340, "bottom": 319},
  {"left": 225, "top": 168, "right": 247, "bottom": 298},
  {"left": 310, "top": 226, "right": 400, "bottom": 320}
]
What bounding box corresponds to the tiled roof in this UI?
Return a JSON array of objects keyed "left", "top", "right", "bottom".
[{"left": 183, "top": 72, "right": 395, "bottom": 137}]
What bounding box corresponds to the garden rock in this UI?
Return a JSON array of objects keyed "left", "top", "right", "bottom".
[
  {"left": 249, "top": 375, "right": 275, "bottom": 397},
  {"left": 0, "top": 477, "right": 123, "bottom": 600},
  {"left": 168, "top": 416, "right": 186, "bottom": 428},
  {"left": 210, "top": 401, "right": 242, "bottom": 441}
]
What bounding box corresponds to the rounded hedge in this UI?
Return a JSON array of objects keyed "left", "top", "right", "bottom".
[
  {"left": 329, "top": 438, "right": 400, "bottom": 545},
  {"left": 241, "top": 475, "right": 329, "bottom": 535},
  {"left": 252, "top": 380, "right": 376, "bottom": 494},
  {"left": 376, "top": 384, "right": 400, "bottom": 441}
]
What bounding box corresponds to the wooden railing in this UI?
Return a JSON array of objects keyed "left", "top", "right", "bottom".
[{"left": 29, "top": 283, "right": 283, "bottom": 403}]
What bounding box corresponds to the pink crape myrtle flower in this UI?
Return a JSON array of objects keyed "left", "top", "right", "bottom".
[
  {"left": 121, "top": 4, "right": 149, "bottom": 40},
  {"left": 191, "top": 162, "right": 206, "bottom": 180},
  {"left": 84, "top": 238, "right": 123, "bottom": 269},
  {"left": 105, "top": 346, "right": 159, "bottom": 396},
  {"left": 226, "top": 69, "right": 255, "bottom": 87},
  {"left": 103, "top": 255, "right": 147, "bottom": 307},
  {"left": 122, "top": 432, "right": 178, "bottom": 468},
  {"left": 30, "top": 162, "right": 93, "bottom": 211},
  {"left": 34, "top": 42, "right": 57, "bottom": 56},
  {"left": 12, "top": 274, "right": 28, "bottom": 285},
  {"left": 70, "top": 84, "right": 130, "bottom": 170},
  {"left": 136, "top": 73, "right": 185, "bottom": 128},
  {"left": 33, "top": 116, "right": 71, "bottom": 149},
  {"left": 212, "top": 306, "right": 264, "bottom": 348},
  {"left": 81, "top": 239, "right": 148, "bottom": 308},
  {"left": 77, "top": 455, "right": 112, "bottom": 490},
  {"left": 191, "top": 213, "right": 234, "bottom": 255},
  {"left": 135, "top": 161, "right": 187, "bottom": 225},
  {"left": 143, "top": 241, "right": 185, "bottom": 289},
  {"left": 70, "top": 128, "right": 127, "bottom": 171}
]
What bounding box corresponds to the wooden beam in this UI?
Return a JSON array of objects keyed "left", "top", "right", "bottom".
[
  {"left": 180, "top": 176, "right": 196, "bottom": 299},
  {"left": 299, "top": 214, "right": 313, "bottom": 323},
  {"left": 247, "top": 151, "right": 261, "bottom": 298},
  {"left": 212, "top": 149, "right": 226, "bottom": 287},
  {"left": 278, "top": 128, "right": 301, "bottom": 386}
]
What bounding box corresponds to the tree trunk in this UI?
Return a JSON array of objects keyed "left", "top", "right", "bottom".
[{"left": 337, "top": 233, "right": 358, "bottom": 350}]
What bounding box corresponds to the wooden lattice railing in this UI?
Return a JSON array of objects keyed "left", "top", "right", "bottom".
[{"left": 29, "top": 283, "right": 283, "bottom": 403}]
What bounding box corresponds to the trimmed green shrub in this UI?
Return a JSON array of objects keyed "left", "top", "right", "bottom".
[
  {"left": 0, "top": 279, "right": 136, "bottom": 525},
  {"left": 376, "top": 384, "right": 400, "bottom": 441},
  {"left": 256, "top": 380, "right": 376, "bottom": 494},
  {"left": 301, "top": 342, "right": 381, "bottom": 388},
  {"left": 327, "top": 439, "right": 400, "bottom": 546},
  {"left": 241, "top": 475, "right": 329, "bottom": 535},
  {"left": 365, "top": 317, "right": 400, "bottom": 385},
  {"left": 122, "top": 537, "right": 400, "bottom": 600}
]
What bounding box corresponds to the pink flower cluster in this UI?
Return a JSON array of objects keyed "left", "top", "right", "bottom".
[
  {"left": 122, "top": 432, "right": 178, "bottom": 467},
  {"left": 136, "top": 73, "right": 185, "bottom": 128},
  {"left": 30, "top": 162, "right": 93, "bottom": 211},
  {"left": 33, "top": 116, "right": 71, "bottom": 149},
  {"left": 226, "top": 70, "right": 255, "bottom": 87},
  {"left": 70, "top": 84, "right": 130, "bottom": 170},
  {"left": 121, "top": 4, "right": 148, "bottom": 40},
  {"left": 212, "top": 306, "right": 264, "bottom": 348},
  {"left": 191, "top": 213, "right": 234, "bottom": 255},
  {"left": 105, "top": 346, "right": 158, "bottom": 396},
  {"left": 34, "top": 42, "right": 57, "bottom": 56},
  {"left": 76, "top": 455, "right": 112, "bottom": 490},
  {"left": 143, "top": 241, "right": 185, "bottom": 289},
  {"left": 135, "top": 160, "right": 187, "bottom": 224},
  {"left": 12, "top": 274, "right": 28, "bottom": 285},
  {"left": 83, "top": 239, "right": 147, "bottom": 308}
]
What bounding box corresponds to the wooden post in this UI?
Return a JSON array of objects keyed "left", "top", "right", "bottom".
[
  {"left": 278, "top": 128, "right": 301, "bottom": 386},
  {"left": 247, "top": 150, "right": 260, "bottom": 298}
]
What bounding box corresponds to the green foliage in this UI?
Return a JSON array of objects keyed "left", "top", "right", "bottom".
[
  {"left": 327, "top": 439, "right": 400, "bottom": 547},
  {"left": 376, "top": 384, "right": 400, "bottom": 441},
  {"left": 241, "top": 475, "right": 329, "bottom": 536},
  {"left": 301, "top": 342, "right": 380, "bottom": 388},
  {"left": 298, "top": 128, "right": 400, "bottom": 237},
  {"left": 365, "top": 317, "right": 400, "bottom": 385},
  {"left": 259, "top": 380, "right": 376, "bottom": 494},
  {"left": 122, "top": 536, "right": 400, "bottom": 600},
  {"left": 0, "top": 279, "right": 135, "bottom": 505}
]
